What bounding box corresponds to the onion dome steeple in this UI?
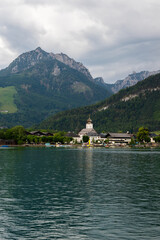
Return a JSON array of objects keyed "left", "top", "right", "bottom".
[
  {"left": 87, "top": 116, "right": 92, "bottom": 123},
  {"left": 86, "top": 115, "right": 93, "bottom": 129}
]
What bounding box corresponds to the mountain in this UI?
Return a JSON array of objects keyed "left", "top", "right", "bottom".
[
  {"left": 0, "top": 47, "right": 93, "bottom": 80},
  {"left": 103, "top": 70, "right": 160, "bottom": 93},
  {"left": 95, "top": 70, "right": 160, "bottom": 94},
  {"left": 94, "top": 77, "right": 110, "bottom": 90},
  {"left": 38, "top": 73, "right": 160, "bottom": 132},
  {"left": 0, "top": 48, "right": 111, "bottom": 127}
]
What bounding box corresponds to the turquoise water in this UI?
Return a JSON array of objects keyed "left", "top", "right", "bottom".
[{"left": 0, "top": 147, "right": 160, "bottom": 239}]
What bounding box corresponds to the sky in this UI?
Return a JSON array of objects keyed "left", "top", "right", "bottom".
[{"left": 0, "top": 0, "right": 160, "bottom": 83}]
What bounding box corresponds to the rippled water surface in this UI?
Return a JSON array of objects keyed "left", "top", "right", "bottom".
[{"left": 0, "top": 147, "right": 160, "bottom": 239}]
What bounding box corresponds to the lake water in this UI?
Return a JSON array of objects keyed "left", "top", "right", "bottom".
[{"left": 0, "top": 147, "right": 160, "bottom": 239}]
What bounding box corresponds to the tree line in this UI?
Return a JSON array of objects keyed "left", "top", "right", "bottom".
[
  {"left": 0, "top": 126, "right": 72, "bottom": 145},
  {"left": 1, "top": 125, "right": 160, "bottom": 146}
]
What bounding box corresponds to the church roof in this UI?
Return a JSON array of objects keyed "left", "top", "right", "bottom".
[
  {"left": 87, "top": 130, "right": 99, "bottom": 137},
  {"left": 66, "top": 132, "right": 80, "bottom": 138},
  {"left": 87, "top": 116, "right": 92, "bottom": 123},
  {"left": 79, "top": 128, "right": 99, "bottom": 136}
]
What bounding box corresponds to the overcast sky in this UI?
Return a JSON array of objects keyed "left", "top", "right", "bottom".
[{"left": 0, "top": 0, "right": 160, "bottom": 83}]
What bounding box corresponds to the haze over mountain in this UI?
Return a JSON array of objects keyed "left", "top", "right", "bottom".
[
  {"left": 39, "top": 73, "right": 160, "bottom": 133},
  {"left": 0, "top": 48, "right": 111, "bottom": 127}
]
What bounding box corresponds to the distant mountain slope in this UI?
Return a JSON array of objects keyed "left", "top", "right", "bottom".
[
  {"left": 0, "top": 48, "right": 111, "bottom": 127},
  {"left": 99, "top": 70, "right": 160, "bottom": 94},
  {"left": 38, "top": 73, "right": 160, "bottom": 132},
  {"left": 110, "top": 70, "right": 160, "bottom": 93},
  {"left": 94, "top": 70, "right": 160, "bottom": 94}
]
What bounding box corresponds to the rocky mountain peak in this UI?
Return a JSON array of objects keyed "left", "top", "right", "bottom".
[
  {"left": 4, "top": 48, "right": 50, "bottom": 74},
  {"left": 94, "top": 77, "right": 105, "bottom": 84},
  {"left": 0, "top": 47, "right": 93, "bottom": 81},
  {"left": 35, "top": 46, "right": 43, "bottom": 52}
]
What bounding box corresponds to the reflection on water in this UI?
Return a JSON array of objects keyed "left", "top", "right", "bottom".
[{"left": 0, "top": 148, "right": 160, "bottom": 239}]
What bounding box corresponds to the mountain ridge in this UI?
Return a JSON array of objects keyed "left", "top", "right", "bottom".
[
  {"left": 1, "top": 47, "right": 159, "bottom": 94},
  {"left": 111, "top": 70, "right": 160, "bottom": 93},
  {"left": 0, "top": 47, "right": 93, "bottom": 81},
  {"left": 0, "top": 48, "right": 111, "bottom": 127},
  {"left": 97, "top": 70, "right": 160, "bottom": 93},
  {"left": 38, "top": 73, "right": 160, "bottom": 132}
]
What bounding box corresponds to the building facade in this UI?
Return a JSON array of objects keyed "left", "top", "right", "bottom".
[
  {"left": 78, "top": 117, "right": 100, "bottom": 143},
  {"left": 100, "top": 132, "right": 133, "bottom": 144}
]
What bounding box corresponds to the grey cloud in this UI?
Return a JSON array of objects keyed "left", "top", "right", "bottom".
[
  {"left": 81, "top": 38, "right": 160, "bottom": 82},
  {"left": 0, "top": 24, "right": 38, "bottom": 52},
  {"left": 0, "top": 0, "right": 160, "bottom": 83}
]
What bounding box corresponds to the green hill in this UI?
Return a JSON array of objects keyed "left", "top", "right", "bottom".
[
  {"left": 0, "top": 86, "right": 18, "bottom": 113},
  {"left": 0, "top": 48, "right": 111, "bottom": 127},
  {"left": 38, "top": 73, "right": 160, "bottom": 133}
]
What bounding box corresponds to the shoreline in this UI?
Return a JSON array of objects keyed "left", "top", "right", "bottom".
[{"left": 1, "top": 143, "right": 160, "bottom": 149}]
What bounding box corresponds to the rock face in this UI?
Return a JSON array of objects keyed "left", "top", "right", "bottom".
[
  {"left": 51, "top": 52, "right": 93, "bottom": 81},
  {"left": 94, "top": 77, "right": 106, "bottom": 85}
]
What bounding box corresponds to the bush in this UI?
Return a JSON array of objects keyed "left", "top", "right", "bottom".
[
  {"left": 153, "top": 136, "right": 160, "bottom": 143},
  {"left": 83, "top": 135, "right": 89, "bottom": 143},
  {"left": 137, "top": 127, "right": 150, "bottom": 143}
]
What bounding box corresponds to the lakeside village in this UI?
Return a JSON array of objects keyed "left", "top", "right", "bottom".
[{"left": 0, "top": 117, "right": 160, "bottom": 148}]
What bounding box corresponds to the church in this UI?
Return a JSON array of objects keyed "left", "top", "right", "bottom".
[{"left": 78, "top": 117, "right": 100, "bottom": 143}]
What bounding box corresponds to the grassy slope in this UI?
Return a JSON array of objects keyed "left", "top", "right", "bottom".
[{"left": 0, "top": 86, "right": 18, "bottom": 113}]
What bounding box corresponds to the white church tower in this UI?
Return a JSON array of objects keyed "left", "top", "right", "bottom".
[
  {"left": 78, "top": 116, "right": 99, "bottom": 143},
  {"left": 86, "top": 116, "right": 93, "bottom": 129}
]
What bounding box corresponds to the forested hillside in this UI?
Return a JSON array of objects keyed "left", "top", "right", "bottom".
[{"left": 38, "top": 73, "right": 160, "bottom": 133}]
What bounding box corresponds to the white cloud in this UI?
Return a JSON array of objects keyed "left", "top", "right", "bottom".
[
  {"left": 0, "top": 36, "right": 17, "bottom": 68},
  {"left": 0, "top": 0, "right": 160, "bottom": 82}
]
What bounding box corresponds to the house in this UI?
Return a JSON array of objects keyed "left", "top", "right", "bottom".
[
  {"left": 42, "top": 132, "right": 53, "bottom": 136},
  {"left": 65, "top": 132, "right": 80, "bottom": 143},
  {"left": 0, "top": 139, "right": 16, "bottom": 145},
  {"left": 149, "top": 133, "right": 157, "bottom": 143},
  {"left": 27, "top": 131, "right": 53, "bottom": 137},
  {"left": 100, "top": 132, "right": 133, "bottom": 144},
  {"left": 78, "top": 117, "right": 100, "bottom": 143},
  {"left": 29, "top": 131, "right": 44, "bottom": 136},
  {"left": 0, "top": 126, "right": 8, "bottom": 129}
]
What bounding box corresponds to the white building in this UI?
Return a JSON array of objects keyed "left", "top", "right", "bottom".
[
  {"left": 78, "top": 117, "right": 100, "bottom": 143},
  {"left": 100, "top": 132, "right": 133, "bottom": 144}
]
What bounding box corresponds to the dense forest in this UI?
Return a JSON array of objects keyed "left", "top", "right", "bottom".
[{"left": 38, "top": 73, "right": 160, "bottom": 133}]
